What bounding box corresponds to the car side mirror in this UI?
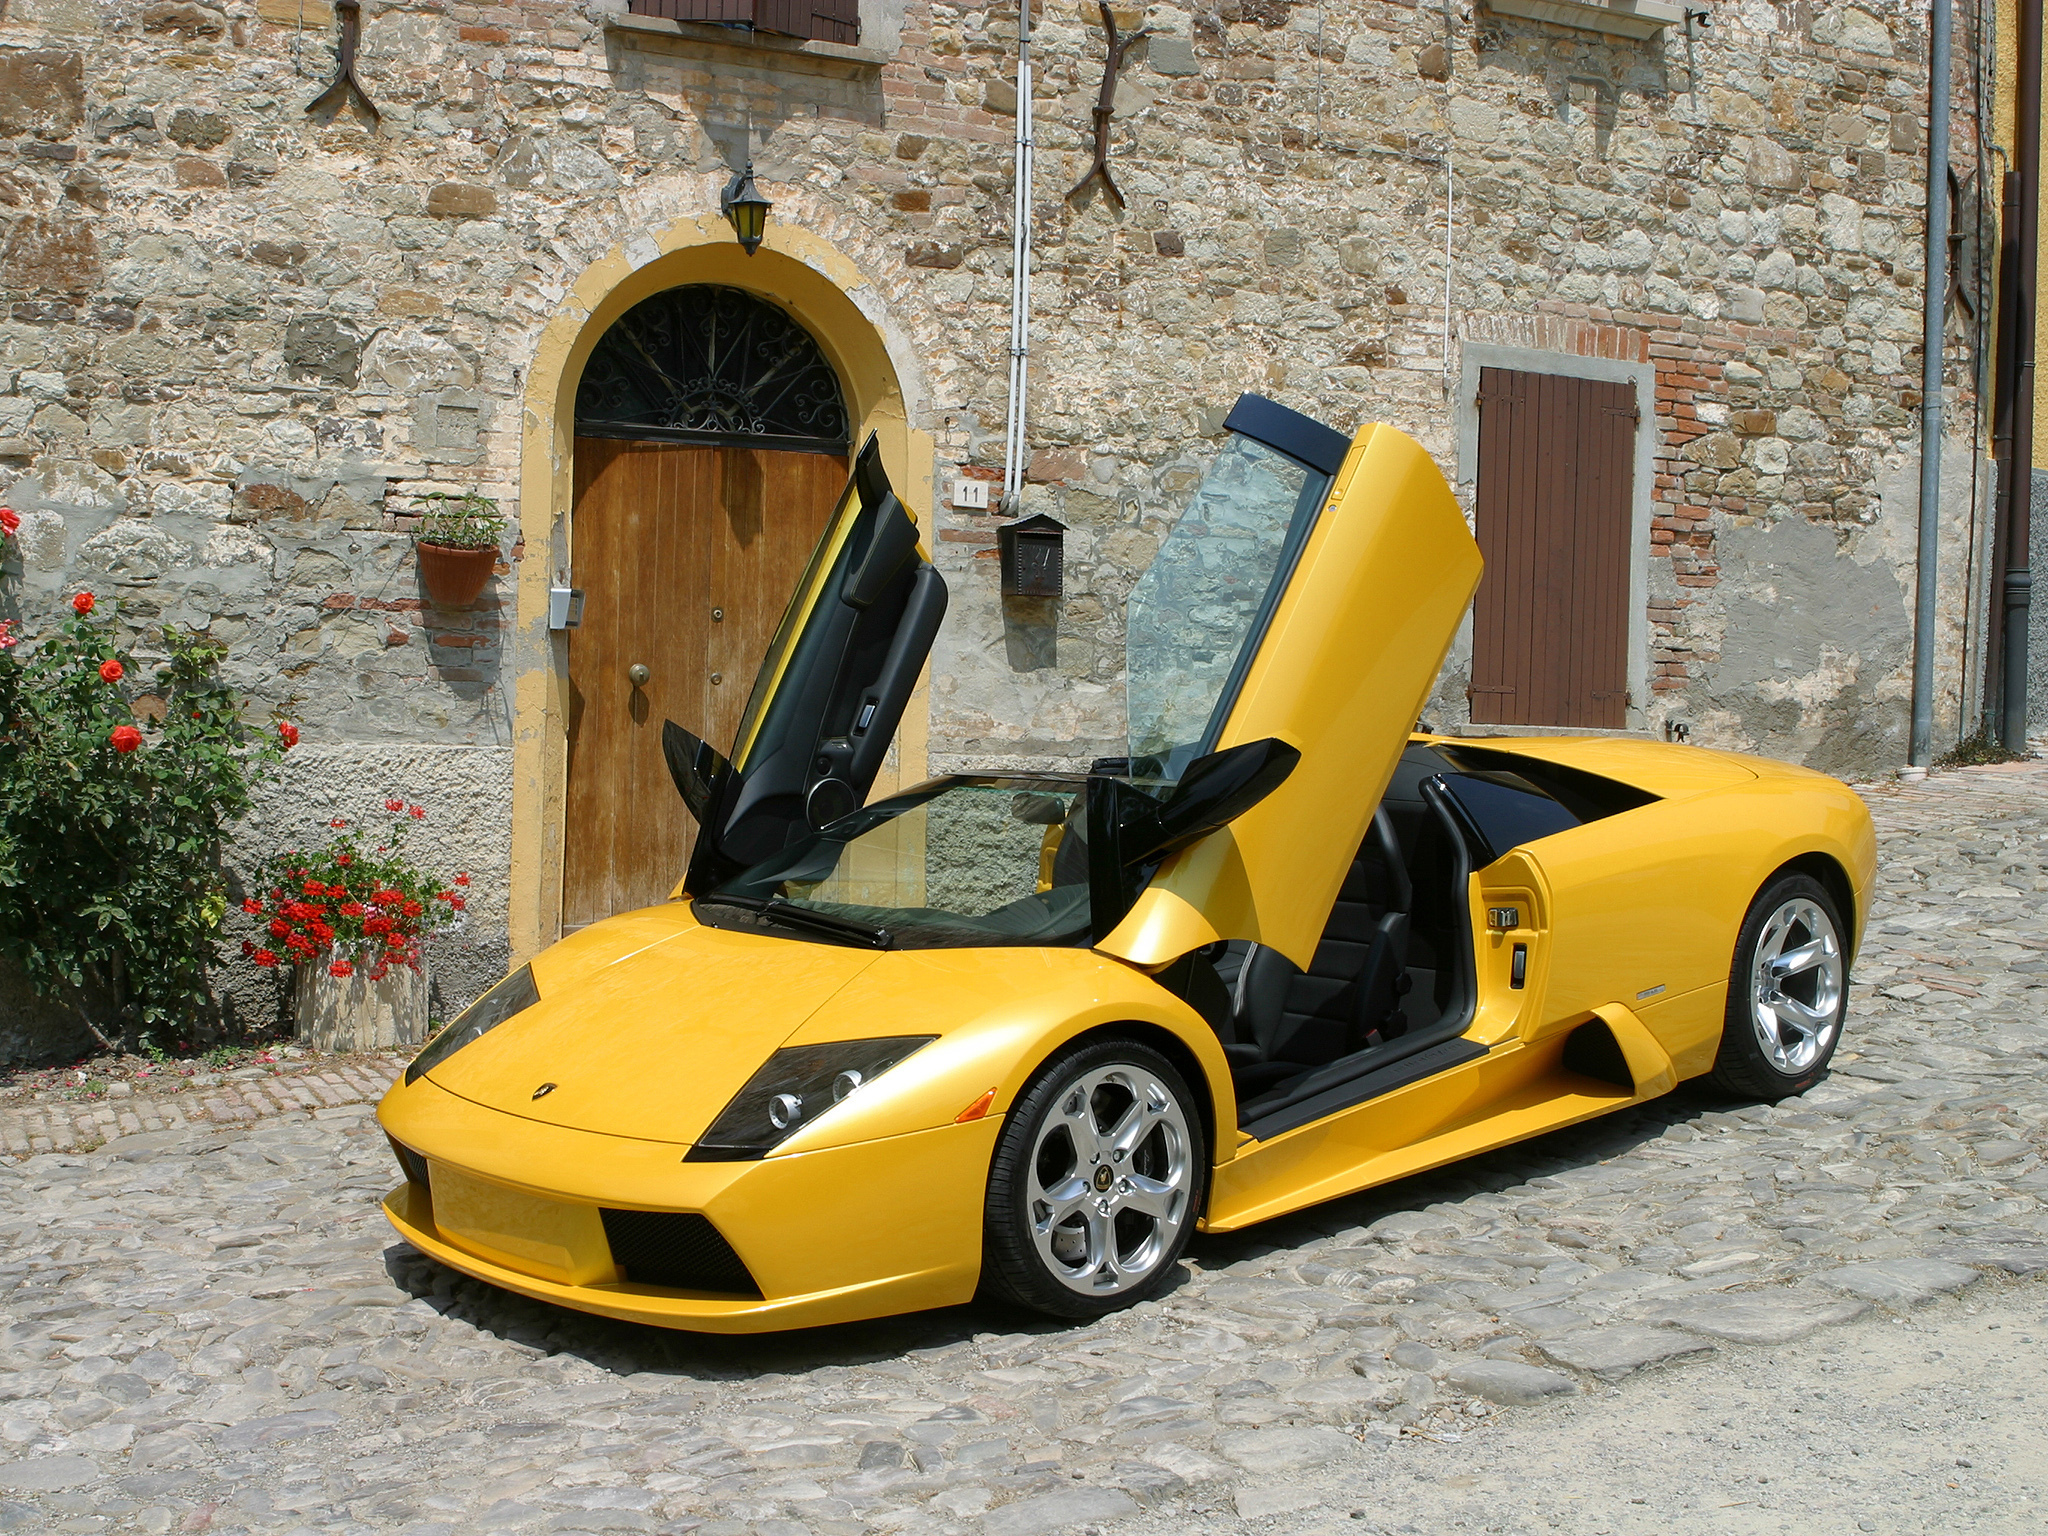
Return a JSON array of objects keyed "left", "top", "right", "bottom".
[
  {"left": 1087, "top": 736, "right": 1300, "bottom": 937},
  {"left": 662, "top": 720, "right": 731, "bottom": 827}
]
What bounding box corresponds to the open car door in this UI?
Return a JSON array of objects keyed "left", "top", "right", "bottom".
[
  {"left": 668, "top": 436, "right": 947, "bottom": 889},
  {"left": 1096, "top": 395, "right": 1483, "bottom": 971}
]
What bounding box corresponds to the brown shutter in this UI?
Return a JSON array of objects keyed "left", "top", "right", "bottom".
[
  {"left": 629, "top": 0, "right": 758, "bottom": 23},
  {"left": 1470, "top": 367, "right": 1635, "bottom": 729},
  {"left": 629, "top": 0, "right": 858, "bottom": 42},
  {"left": 808, "top": 0, "right": 860, "bottom": 44}
]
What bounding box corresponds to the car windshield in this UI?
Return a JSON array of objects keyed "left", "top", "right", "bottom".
[
  {"left": 695, "top": 778, "right": 1092, "bottom": 950},
  {"left": 1125, "top": 431, "right": 1331, "bottom": 779}
]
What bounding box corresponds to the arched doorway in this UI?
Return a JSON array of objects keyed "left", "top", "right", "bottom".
[{"left": 561, "top": 284, "right": 853, "bottom": 927}]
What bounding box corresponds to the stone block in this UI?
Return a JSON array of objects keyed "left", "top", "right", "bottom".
[
  {"left": 981, "top": 1488, "right": 1138, "bottom": 1535},
  {"left": 1148, "top": 36, "right": 1200, "bottom": 76},
  {"left": 141, "top": 2, "right": 227, "bottom": 38},
  {"left": 1633, "top": 1289, "right": 1867, "bottom": 1344},
  {"left": 425, "top": 182, "right": 499, "bottom": 219},
  {"left": 173, "top": 156, "right": 227, "bottom": 190},
  {"left": 1538, "top": 1326, "right": 1714, "bottom": 1381},
  {"left": 284, "top": 315, "right": 365, "bottom": 388},
  {"left": 1818, "top": 1258, "right": 1981, "bottom": 1308},
  {"left": 1444, "top": 1361, "right": 1579, "bottom": 1406},
  {"left": 0, "top": 50, "right": 84, "bottom": 139},
  {"left": 0, "top": 214, "right": 99, "bottom": 294},
  {"left": 167, "top": 108, "right": 230, "bottom": 150},
  {"left": 906, "top": 242, "right": 966, "bottom": 269}
]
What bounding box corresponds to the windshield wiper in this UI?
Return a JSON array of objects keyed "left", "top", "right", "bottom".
[{"left": 696, "top": 893, "right": 894, "bottom": 950}]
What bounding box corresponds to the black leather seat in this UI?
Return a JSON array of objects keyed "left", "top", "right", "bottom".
[{"left": 1209, "top": 809, "right": 1413, "bottom": 1090}]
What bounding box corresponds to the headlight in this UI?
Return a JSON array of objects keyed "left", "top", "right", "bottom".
[
  {"left": 403, "top": 966, "right": 540, "bottom": 1085},
  {"left": 687, "top": 1036, "right": 936, "bottom": 1161}
]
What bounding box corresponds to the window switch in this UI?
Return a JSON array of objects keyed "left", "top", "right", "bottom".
[{"left": 1510, "top": 943, "right": 1527, "bottom": 990}]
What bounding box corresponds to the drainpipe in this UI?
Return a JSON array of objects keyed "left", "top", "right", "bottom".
[
  {"left": 1911, "top": 0, "right": 1953, "bottom": 767},
  {"left": 2000, "top": 0, "right": 2043, "bottom": 749},
  {"left": 1000, "top": 0, "right": 1036, "bottom": 515},
  {"left": 1987, "top": 165, "right": 2021, "bottom": 722}
]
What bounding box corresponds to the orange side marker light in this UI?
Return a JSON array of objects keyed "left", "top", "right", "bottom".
[{"left": 956, "top": 1088, "right": 998, "bottom": 1123}]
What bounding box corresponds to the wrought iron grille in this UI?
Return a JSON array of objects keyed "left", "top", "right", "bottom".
[{"left": 575, "top": 284, "right": 850, "bottom": 452}]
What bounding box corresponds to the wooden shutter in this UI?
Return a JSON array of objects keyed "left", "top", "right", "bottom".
[
  {"left": 628, "top": 0, "right": 857, "bottom": 41},
  {"left": 1470, "top": 367, "right": 1636, "bottom": 730}
]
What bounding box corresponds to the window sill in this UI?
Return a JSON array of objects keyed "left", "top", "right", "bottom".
[
  {"left": 605, "top": 12, "right": 887, "bottom": 71},
  {"left": 1481, "top": 0, "right": 1691, "bottom": 40}
]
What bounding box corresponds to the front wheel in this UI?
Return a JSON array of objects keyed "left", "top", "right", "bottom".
[
  {"left": 1710, "top": 873, "right": 1848, "bottom": 1100},
  {"left": 981, "top": 1038, "right": 1206, "bottom": 1320}
]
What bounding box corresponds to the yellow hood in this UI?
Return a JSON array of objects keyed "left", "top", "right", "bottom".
[{"left": 424, "top": 909, "right": 881, "bottom": 1145}]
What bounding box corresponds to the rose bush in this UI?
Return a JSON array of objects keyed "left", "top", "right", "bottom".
[
  {"left": 242, "top": 802, "right": 469, "bottom": 979},
  {"left": 0, "top": 593, "right": 293, "bottom": 1050}
]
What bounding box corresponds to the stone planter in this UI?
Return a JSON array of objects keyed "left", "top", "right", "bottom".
[
  {"left": 414, "top": 539, "right": 497, "bottom": 608},
  {"left": 293, "top": 958, "right": 430, "bottom": 1053}
]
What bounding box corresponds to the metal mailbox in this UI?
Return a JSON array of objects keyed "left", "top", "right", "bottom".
[{"left": 998, "top": 513, "right": 1068, "bottom": 598}]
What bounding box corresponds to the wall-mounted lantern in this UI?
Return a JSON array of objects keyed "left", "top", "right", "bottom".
[
  {"left": 999, "top": 513, "right": 1068, "bottom": 598},
  {"left": 721, "top": 164, "right": 772, "bottom": 256}
]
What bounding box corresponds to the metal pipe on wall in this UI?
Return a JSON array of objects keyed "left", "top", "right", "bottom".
[
  {"left": 1912, "top": 0, "right": 1954, "bottom": 766},
  {"left": 1001, "top": 0, "right": 1036, "bottom": 515},
  {"left": 2001, "top": 0, "right": 2042, "bottom": 749}
]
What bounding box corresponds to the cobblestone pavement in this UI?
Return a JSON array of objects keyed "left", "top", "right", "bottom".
[{"left": 3, "top": 764, "right": 2047, "bottom": 1536}]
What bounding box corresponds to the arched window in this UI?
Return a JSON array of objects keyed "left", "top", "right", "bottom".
[{"left": 574, "top": 284, "right": 850, "bottom": 453}]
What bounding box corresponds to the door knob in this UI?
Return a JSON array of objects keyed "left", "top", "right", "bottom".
[{"left": 627, "top": 663, "right": 650, "bottom": 687}]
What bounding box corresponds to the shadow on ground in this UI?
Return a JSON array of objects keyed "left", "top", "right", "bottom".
[{"left": 382, "top": 1081, "right": 1735, "bottom": 1386}]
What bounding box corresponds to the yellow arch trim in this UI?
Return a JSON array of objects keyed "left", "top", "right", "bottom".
[{"left": 508, "top": 216, "right": 933, "bottom": 961}]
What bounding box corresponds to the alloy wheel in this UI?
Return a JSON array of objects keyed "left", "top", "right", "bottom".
[
  {"left": 1747, "top": 896, "right": 1845, "bottom": 1075},
  {"left": 1026, "top": 1063, "right": 1194, "bottom": 1297}
]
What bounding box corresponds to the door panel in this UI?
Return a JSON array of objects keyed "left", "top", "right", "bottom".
[
  {"left": 1101, "top": 420, "right": 1484, "bottom": 972},
  {"left": 695, "top": 437, "right": 947, "bottom": 879},
  {"left": 1471, "top": 368, "right": 1635, "bottom": 728},
  {"left": 563, "top": 440, "right": 844, "bottom": 928}
]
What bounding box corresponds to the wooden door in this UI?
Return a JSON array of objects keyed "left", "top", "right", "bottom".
[
  {"left": 563, "top": 439, "right": 847, "bottom": 928},
  {"left": 1470, "top": 368, "right": 1636, "bottom": 729}
]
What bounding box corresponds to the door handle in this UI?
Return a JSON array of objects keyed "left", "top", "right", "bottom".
[{"left": 627, "top": 663, "right": 650, "bottom": 688}]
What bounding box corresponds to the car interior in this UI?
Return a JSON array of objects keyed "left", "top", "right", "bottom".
[{"left": 1163, "top": 742, "right": 1660, "bottom": 1140}]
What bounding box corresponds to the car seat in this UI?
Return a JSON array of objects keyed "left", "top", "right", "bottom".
[{"left": 1207, "top": 808, "right": 1413, "bottom": 1090}]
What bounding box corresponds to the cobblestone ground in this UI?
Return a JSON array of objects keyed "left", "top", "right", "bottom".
[{"left": 3, "top": 765, "right": 2047, "bottom": 1536}]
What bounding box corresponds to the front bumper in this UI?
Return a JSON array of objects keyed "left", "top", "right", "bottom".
[{"left": 377, "top": 1074, "right": 1001, "bottom": 1333}]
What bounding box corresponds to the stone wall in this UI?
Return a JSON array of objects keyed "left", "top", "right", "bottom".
[{"left": 0, "top": 0, "right": 1992, "bottom": 1054}]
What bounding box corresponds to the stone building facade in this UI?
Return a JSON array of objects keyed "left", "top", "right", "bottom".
[{"left": 0, "top": 0, "right": 1987, "bottom": 1033}]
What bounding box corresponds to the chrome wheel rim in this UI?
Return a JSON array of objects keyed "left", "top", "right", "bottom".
[
  {"left": 1748, "top": 897, "right": 1845, "bottom": 1075},
  {"left": 1027, "top": 1063, "right": 1193, "bottom": 1297}
]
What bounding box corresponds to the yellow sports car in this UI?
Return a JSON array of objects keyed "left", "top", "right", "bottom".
[{"left": 378, "top": 395, "right": 1875, "bottom": 1332}]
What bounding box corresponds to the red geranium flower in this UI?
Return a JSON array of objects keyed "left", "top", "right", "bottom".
[
  {"left": 329, "top": 959, "right": 353, "bottom": 978},
  {"left": 454, "top": 873, "right": 470, "bottom": 887},
  {"left": 277, "top": 720, "right": 299, "bottom": 749},
  {"left": 98, "top": 659, "right": 124, "bottom": 684},
  {"left": 402, "top": 899, "right": 423, "bottom": 918},
  {"left": 109, "top": 724, "right": 141, "bottom": 753},
  {"left": 268, "top": 919, "right": 290, "bottom": 939},
  {"left": 72, "top": 591, "right": 95, "bottom": 616},
  {"left": 241, "top": 898, "right": 263, "bottom": 916},
  {"left": 447, "top": 895, "right": 466, "bottom": 912},
  {"left": 408, "top": 805, "right": 425, "bottom": 820},
  {"left": 339, "top": 902, "right": 365, "bottom": 917},
  {"left": 252, "top": 949, "right": 279, "bottom": 968},
  {"left": 385, "top": 799, "right": 404, "bottom": 813},
  {"left": 329, "top": 819, "right": 347, "bottom": 829},
  {"left": 336, "top": 855, "right": 352, "bottom": 868}
]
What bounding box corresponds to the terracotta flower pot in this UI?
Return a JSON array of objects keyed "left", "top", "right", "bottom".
[
  {"left": 415, "top": 540, "right": 498, "bottom": 608},
  {"left": 294, "top": 956, "right": 430, "bottom": 1053}
]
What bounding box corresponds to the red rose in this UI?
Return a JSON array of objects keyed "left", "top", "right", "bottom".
[
  {"left": 277, "top": 720, "right": 299, "bottom": 749},
  {"left": 385, "top": 799, "right": 404, "bottom": 813},
  {"left": 329, "top": 959, "right": 354, "bottom": 978},
  {"left": 109, "top": 724, "right": 141, "bottom": 753},
  {"left": 0, "top": 507, "right": 17, "bottom": 534},
  {"left": 98, "top": 659, "right": 124, "bottom": 684},
  {"left": 252, "top": 949, "right": 279, "bottom": 968},
  {"left": 241, "top": 898, "right": 263, "bottom": 915},
  {"left": 72, "top": 592, "right": 95, "bottom": 616}
]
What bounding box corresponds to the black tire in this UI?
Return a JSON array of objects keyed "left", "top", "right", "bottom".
[
  {"left": 1710, "top": 873, "right": 1849, "bottom": 1100},
  {"left": 981, "top": 1037, "right": 1207, "bottom": 1320}
]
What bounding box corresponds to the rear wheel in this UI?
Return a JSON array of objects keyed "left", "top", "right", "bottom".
[
  {"left": 1710, "top": 874, "right": 1848, "bottom": 1100},
  {"left": 981, "top": 1038, "right": 1205, "bottom": 1319}
]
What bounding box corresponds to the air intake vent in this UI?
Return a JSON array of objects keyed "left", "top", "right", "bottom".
[
  {"left": 599, "top": 1209, "right": 760, "bottom": 1298},
  {"left": 386, "top": 1135, "right": 431, "bottom": 1195}
]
